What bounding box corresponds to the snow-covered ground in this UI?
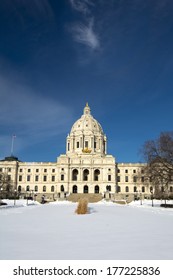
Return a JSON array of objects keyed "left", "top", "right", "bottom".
[{"left": 0, "top": 199, "right": 173, "bottom": 260}]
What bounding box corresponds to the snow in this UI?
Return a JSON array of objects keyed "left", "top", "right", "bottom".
[{"left": 0, "top": 199, "right": 173, "bottom": 260}]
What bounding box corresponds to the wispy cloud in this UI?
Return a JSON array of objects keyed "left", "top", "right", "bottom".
[
  {"left": 0, "top": 73, "right": 73, "bottom": 156},
  {"left": 69, "top": 0, "right": 100, "bottom": 51},
  {"left": 71, "top": 19, "right": 100, "bottom": 50},
  {"left": 69, "top": 0, "right": 94, "bottom": 14}
]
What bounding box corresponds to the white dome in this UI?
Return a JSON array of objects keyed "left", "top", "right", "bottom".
[
  {"left": 66, "top": 103, "right": 107, "bottom": 156},
  {"left": 70, "top": 103, "right": 104, "bottom": 136}
]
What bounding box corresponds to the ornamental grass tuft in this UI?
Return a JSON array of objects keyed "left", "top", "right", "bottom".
[{"left": 75, "top": 198, "right": 88, "bottom": 215}]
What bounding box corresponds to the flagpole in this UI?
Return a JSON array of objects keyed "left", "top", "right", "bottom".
[{"left": 11, "top": 135, "right": 16, "bottom": 156}]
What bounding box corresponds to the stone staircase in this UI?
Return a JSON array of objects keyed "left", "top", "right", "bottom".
[{"left": 67, "top": 193, "right": 103, "bottom": 203}]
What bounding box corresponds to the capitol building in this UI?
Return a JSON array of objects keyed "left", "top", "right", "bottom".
[{"left": 0, "top": 103, "right": 150, "bottom": 202}]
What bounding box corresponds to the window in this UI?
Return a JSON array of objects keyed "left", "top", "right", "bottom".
[
  {"left": 26, "top": 186, "right": 30, "bottom": 191},
  {"left": 8, "top": 168, "right": 11, "bottom": 172},
  {"left": 106, "top": 185, "right": 111, "bottom": 191},
  {"left": 116, "top": 186, "right": 121, "bottom": 193},
  {"left": 170, "top": 186, "right": 173, "bottom": 192},
  {"left": 19, "top": 168, "right": 22, "bottom": 172},
  {"left": 125, "top": 186, "right": 129, "bottom": 192},
  {"left": 95, "top": 185, "right": 99, "bottom": 193},
  {"left": 61, "top": 185, "right": 64, "bottom": 192},
  {"left": 117, "top": 176, "right": 120, "bottom": 182},
  {"left": 35, "top": 186, "right": 38, "bottom": 192},
  {"left": 61, "top": 174, "right": 64, "bottom": 181},
  {"left": 141, "top": 176, "right": 144, "bottom": 182},
  {"left": 84, "top": 185, "right": 88, "bottom": 193},
  {"left": 36, "top": 169, "right": 39, "bottom": 173},
  {"left": 133, "top": 169, "right": 136, "bottom": 173},
  {"left": 94, "top": 169, "right": 100, "bottom": 181},
  {"left": 117, "top": 169, "right": 120, "bottom": 173},
  {"left": 43, "top": 175, "right": 47, "bottom": 182},
  {"left": 76, "top": 141, "right": 79, "bottom": 148},
  {"left": 0, "top": 168, "right": 2, "bottom": 172},
  {"left": 133, "top": 176, "right": 137, "bottom": 183},
  {"left": 142, "top": 186, "right": 145, "bottom": 193},
  {"left": 51, "top": 185, "right": 54, "bottom": 192},
  {"left": 73, "top": 185, "right": 77, "bottom": 193},
  {"left": 27, "top": 175, "right": 30, "bottom": 182},
  {"left": 94, "top": 142, "right": 97, "bottom": 149},
  {"left": 85, "top": 141, "right": 88, "bottom": 148},
  {"left": 108, "top": 175, "right": 111, "bottom": 181},
  {"left": 83, "top": 169, "right": 89, "bottom": 181},
  {"left": 52, "top": 176, "right": 55, "bottom": 182},
  {"left": 125, "top": 169, "right": 128, "bottom": 173},
  {"left": 28, "top": 169, "right": 31, "bottom": 172},
  {"left": 134, "top": 186, "right": 137, "bottom": 192},
  {"left": 68, "top": 143, "right": 70, "bottom": 151},
  {"left": 35, "top": 175, "right": 39, "bottom": 182},
  {"left": 18, "top": 186, "right": 22, "bottom": 192},
  {"left": 19, "top": 175, "right": 22, "bottom": 182},
  {"left": 43, "top": 186, "right": 46, "bottom": 192},
  {"left": 125, "top": 176, "right": 128, "bottom": 182},
  {"left": 44, "top": 169, "right": 47, "bottom": 173},
  {"left": 72, "top": 169, "right": 78, "bottom": 181},
  {"left": 52, "top": 169, "right": 55, "bottom": 173}
]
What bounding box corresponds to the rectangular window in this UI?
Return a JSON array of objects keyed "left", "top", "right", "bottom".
[
  {"left": 36, "top": 169, "right": 39, "bottom": 173},
  {"left": 133, "top": 176, "right": 137, "bottom": 183},
  {"left": 52, "top": 176, "right": 55, "bottom": 182},
  {"left": 27, "top": 175, "right": 30, "bottom": 182},
  {"left": 28, "top": 169, "right": 31, "bottom": 173},
  {"left": 85, "top": 141, "right": 88, "bottom": 148},
  {"left": 19, "top": 175, "right": 22, "bottom": 182},
  {"left": 125, "top": 176, "right": 128, "bottom": 182},
  {"left": 117, "top": 176, "right": 121, "bottom": 182},
  {"left": 0, "top": 168, "right": 2, "bottom": 172},
  {"left": 35, "top": 175, "right": 39, "bottom": 182},
  {"left": 61, "top": 174, "right": 64, "bottom": 181},
  {"left": 8, "top": 168, "right": 11, "bottom": 172},
  {"left": 141, "top": 176, "right": 144, "bottom": 182},
  {"left": 44, "top": 169, "right": 47, "bottom": 173},
  {"left": 43, "top": 175, "right": 47, "bottom": 182},
  {"left": 19, "top": 168, "right": 23, "bottom": 172},
  {"left": 52, "top": 169, "right": 55, "bottom": 173},
  {"left": 108, "top": 175, "right": 111, "bottom": 181},
  {"left": 76, "top": 142, "right": 80, "bottom": 148},
  {"left": 125, "top": 169, "right": 128, "bottom": 173},
  {"left": 133, "top": 169, "right": 136, "bottom": 173},
  {"left": 94, "top": 142, "right": 97, "bottom": 149}
]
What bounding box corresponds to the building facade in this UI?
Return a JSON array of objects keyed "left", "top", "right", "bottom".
[{"left": 0, "top": 104, "right": 152, "bottom": 201}]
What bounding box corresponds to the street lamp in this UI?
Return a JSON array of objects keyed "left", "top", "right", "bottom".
[
  {"left": 150, "top": 190, "right": 154, "bottom": 207},
  {"left": 14, "top": 189, "right": 17, "bottom": 206}
]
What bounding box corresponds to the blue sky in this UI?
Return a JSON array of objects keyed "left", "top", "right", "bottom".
[{"left": 0, "top": 0, "right": 173, "bottom": 163}]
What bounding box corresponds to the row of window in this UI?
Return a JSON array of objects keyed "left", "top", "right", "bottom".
[
  {"left": 19, "top": 168, "right": 59, "bottom": 173},
  {"left": 117, "top": 169, "right": 144, "bottom": 174},
  {"left": 117, "top": 176, "right": 145, "bottom": 183},
  {"left": 19, "top": 175, "right": 56, "bottom": 182}
]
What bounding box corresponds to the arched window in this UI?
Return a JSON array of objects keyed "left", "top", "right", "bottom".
[
  {"left": 106, "top": 185, "right": 111, "bottom": 192},
  {"left": 83, "top": 169, "right": 89, "bottom": 181},
  {"left": 43, "top": 186, "right": 46, "bottom": 192},
  {"left": 125, "top": 186, "right": 129, "bottom": 192},
  {"left": 142, "top": 186, "right": 145, "bottom": 193},
  {"left": 73, "top": 185, "right": 77, "bottom": 193},
  {"left": 84, "top": 185, "right": 88, "bottom": 193},
  {"left": 18, "top": 186, "right": 22, "bottom": 192},
  {"left": 95, "top": 185, "right": 99, "bottom": 193},
  {"left": 26, "top": 185, "right": 30, "bottom": 191},
  {"left": 72, "top": 169, "right": 78, "bottom": 181},
  {"left": 94, "top": 169, "right": 100, "bottom": 181},
  {"left": 61, "top": 185, "right": 64, "bottom": 192},
  {"left": 170, "top": 186, "right": 173, "bottom": 192},
  {"left": 51, "top": 185, "right": 54, "bottom": 192},
  {"left": 34, "top": 185, "right": 38, "bottom": 192}
]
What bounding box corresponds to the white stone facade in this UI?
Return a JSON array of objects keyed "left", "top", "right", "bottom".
[{"left": 0, "top": 104, "right": 152, "bottom": 200}]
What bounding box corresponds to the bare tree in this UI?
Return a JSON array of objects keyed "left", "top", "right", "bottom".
[
  {"left": 141, "top": 132, "right": 173, "bottom": 201},
  {"left": 0, "top": 171, "right": 14, "bottom": 200}
]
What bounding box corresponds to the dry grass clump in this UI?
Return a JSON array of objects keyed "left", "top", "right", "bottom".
[{"left": 75, "top": 198, "right": 88, "bottom": 215}]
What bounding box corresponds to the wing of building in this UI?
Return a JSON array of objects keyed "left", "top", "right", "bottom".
[{"left": 0, "top": 103, "right": 151, "bottom": 202}]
